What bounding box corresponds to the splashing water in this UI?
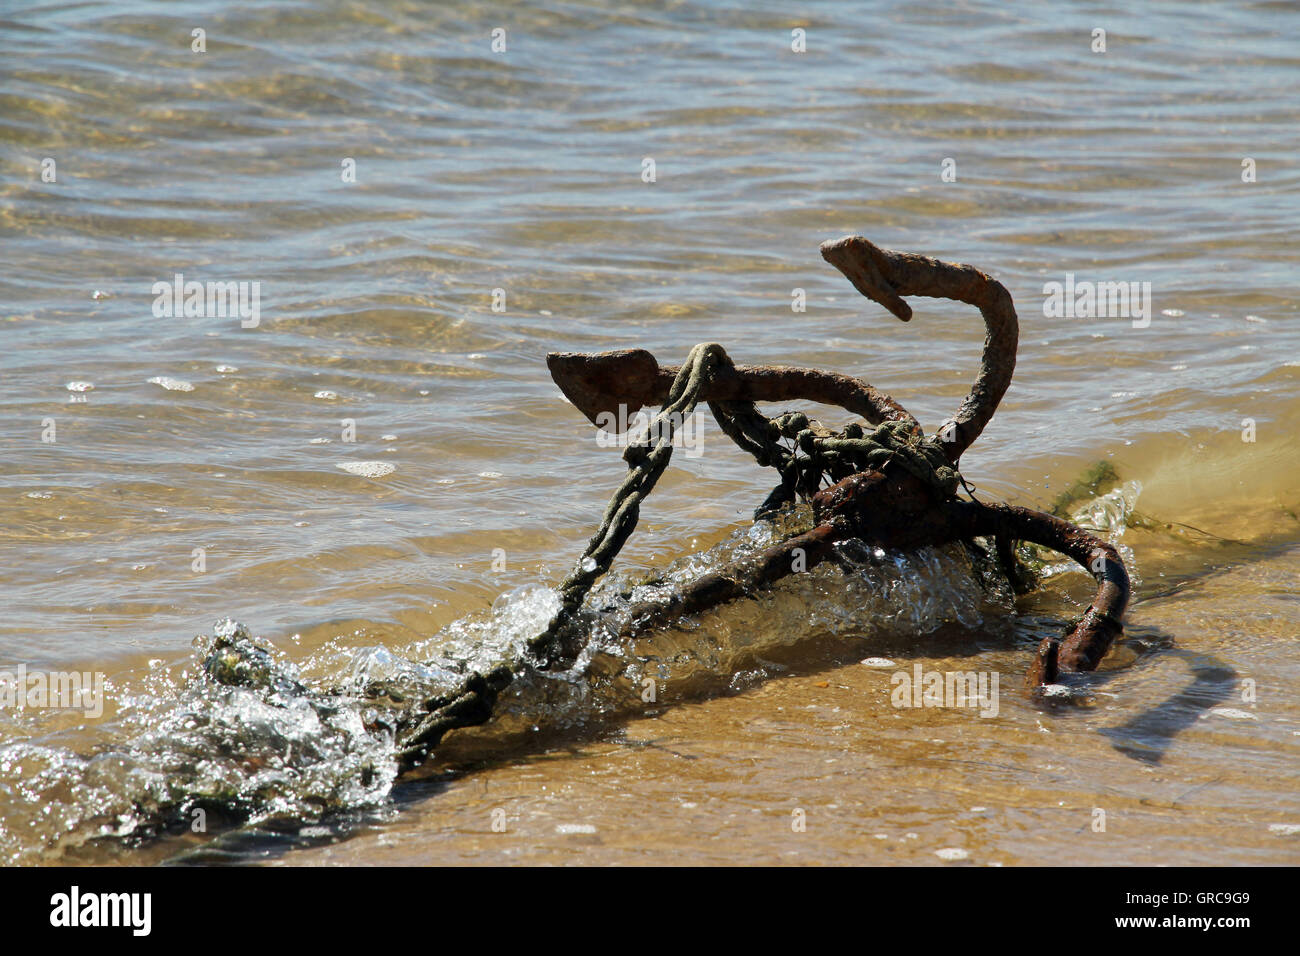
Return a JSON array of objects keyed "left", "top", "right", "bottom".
[
  {"left": 0, "top": 499, "right": 1139, "bottom": 864},
  {"left": 1039, "top": 480, "right": 1144, "bottom": 590}
]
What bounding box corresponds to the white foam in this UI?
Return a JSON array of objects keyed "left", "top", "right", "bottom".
[
  {"left": 1204, "top": 707, "right": 1257, "bottom": 721},
  {"left": 148, "top": 376, "right": 194, "bottom": 392}
]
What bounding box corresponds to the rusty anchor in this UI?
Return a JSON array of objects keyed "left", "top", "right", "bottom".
[{"left": 544, "top": 236, "right": 1130, "bottom": 690}]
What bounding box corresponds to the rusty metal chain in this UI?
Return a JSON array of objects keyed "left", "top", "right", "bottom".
[{"left": 395, "top": 341, "right": 731, "bottom": 768}]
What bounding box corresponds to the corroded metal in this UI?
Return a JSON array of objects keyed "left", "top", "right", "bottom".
[{"left": 550, "top": 237, "right": 1129, "bottom": 691}]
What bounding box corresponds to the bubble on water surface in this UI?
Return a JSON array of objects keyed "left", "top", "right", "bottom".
[{"left": 336, "top": 462, "right": 395, "bottom": 478}]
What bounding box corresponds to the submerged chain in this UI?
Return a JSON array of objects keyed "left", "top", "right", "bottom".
[
  {"left": 394, "top": 342, "right": 729, "bottom": 768},
  {"left": 533, "top": 342, "right": 729, "bottom": 654}
]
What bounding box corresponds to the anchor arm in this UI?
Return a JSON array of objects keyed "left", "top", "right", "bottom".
[
  {"left": 819, "top": 236, "right": 1019, "bottom": 463},
  {"left": 943, "top": 500, "right": 1130, "bottom": 686},
  {"left": 547, "top": 349, "right": 918, "bottom": 432}
]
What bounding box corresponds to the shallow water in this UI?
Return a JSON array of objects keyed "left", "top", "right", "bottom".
[{"left": 1, "top": 0, "right": 1297, "bottom": 865}]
